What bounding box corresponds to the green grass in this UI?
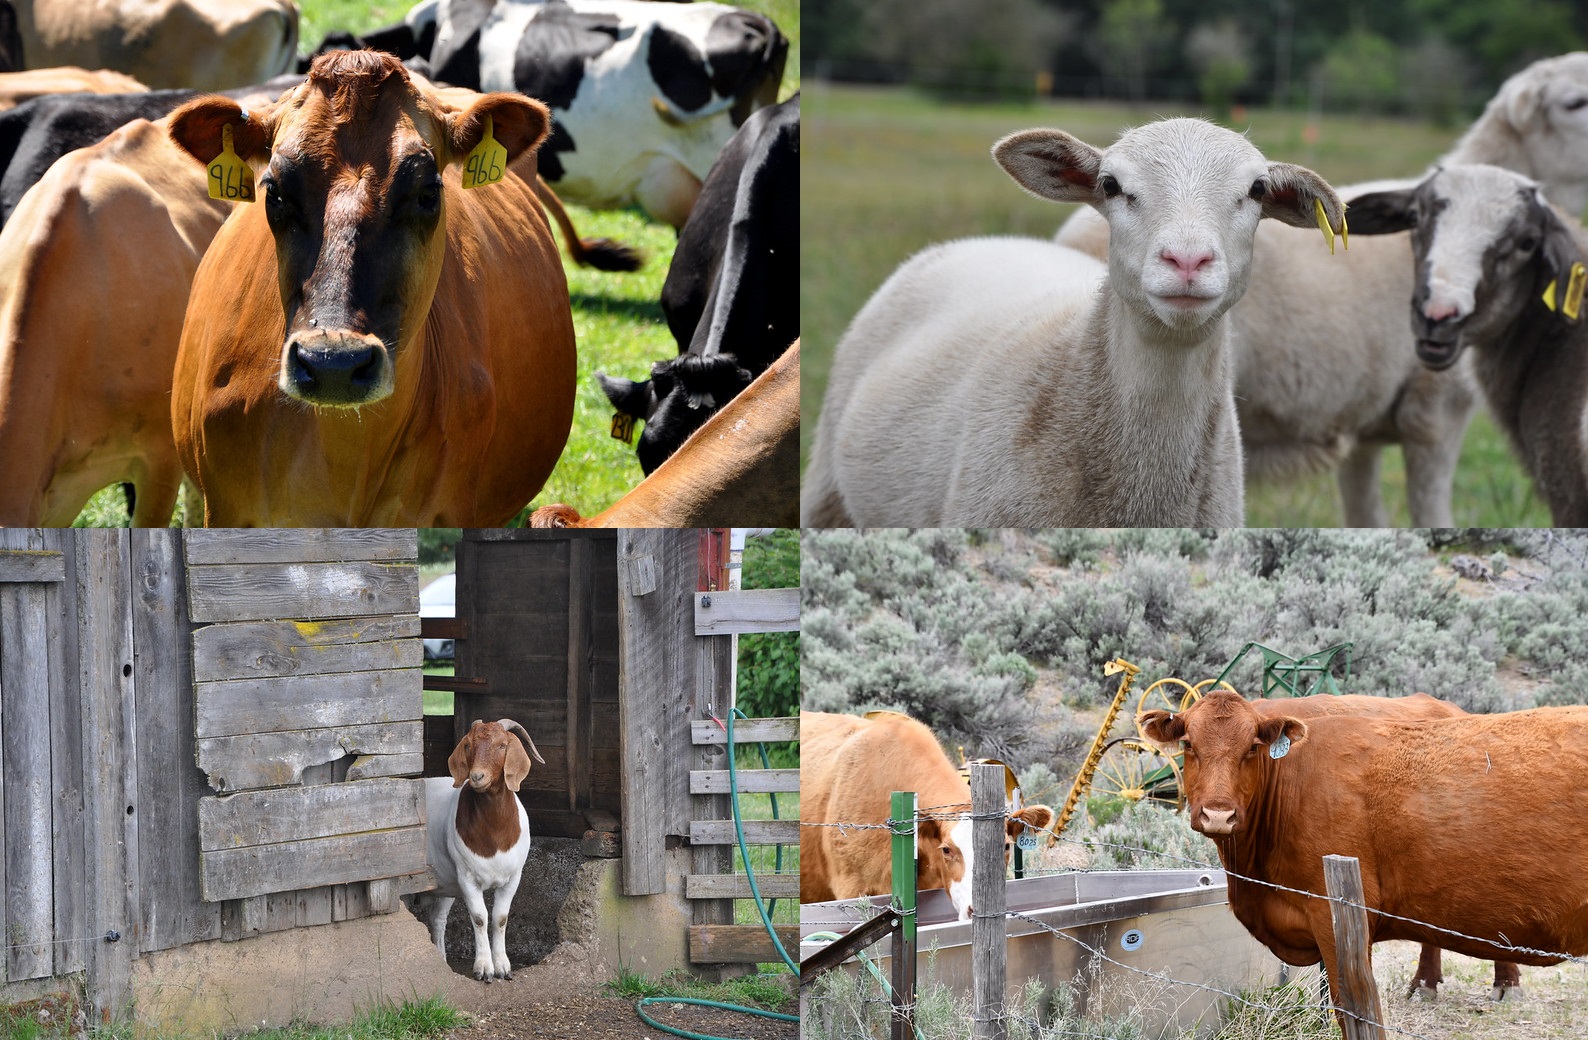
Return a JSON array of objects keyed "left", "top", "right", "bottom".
[
  {"left": 801, "top": 81, "right": 1553, "bottom": 527},
  {"left": 69, "top": 0, "right": 798, "bottom": 527},
  {"left": 0, "top": 997, "right": 464, "bottom": 1040},
  {"left": 422, "top": 662, "right": 454, "bottom": 716}
]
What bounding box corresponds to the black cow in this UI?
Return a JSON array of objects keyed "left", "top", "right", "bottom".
[
  {"left": 599, "top": 92, "right": 798, "bottom": 474},
  {"left": 418, "top": 0, "right": 786, "bottom": 227}
]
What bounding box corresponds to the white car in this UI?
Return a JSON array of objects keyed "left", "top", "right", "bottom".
[{"left": 420, "top": 572, "right": 456, "bottom": 660}]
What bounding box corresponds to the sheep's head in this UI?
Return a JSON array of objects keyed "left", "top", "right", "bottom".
[
  {"left": 1349, "top": 164, "right": 1584, "bottom": 371},
  {"left": 448, "top": 719, "right": 547, "bottom": 793},
  {"left": 993, "top": 118, "right": 1343, "bottom": 342},
  {"left": 1490, "top": 52, "right": 1588, "bottom": 218}
]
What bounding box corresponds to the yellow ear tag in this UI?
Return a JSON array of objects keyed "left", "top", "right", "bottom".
[
  {"left": 462, "top": 114, "right": 507, "bottom": 189},
  {"left": 207, "top": 124, "right": 254, "bottom": 203},
  {"left": 610, "top": 411, "right": 635, "bottom": 444},
  {"left": 1543, "top": 279, "right": 1559, "bottom": 312},
  {"left": 1565, "top": 262, "right": 1586, "bottom": 321},
  {"left": 1315, "top": 197, "right": 1338, "bottom": 255}
]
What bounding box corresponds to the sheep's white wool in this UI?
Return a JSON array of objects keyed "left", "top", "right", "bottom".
[{"left": 803, "top": 117, "right": 1342, "bottom": 526}]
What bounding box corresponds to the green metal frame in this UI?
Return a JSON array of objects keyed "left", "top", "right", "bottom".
[{"left": 1213, "top": 641, "right": 1353, "bottom": 699}]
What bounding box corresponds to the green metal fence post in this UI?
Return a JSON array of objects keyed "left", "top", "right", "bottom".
[{"left": 890, "top": 790, "right": 918, "bottom": 1040}]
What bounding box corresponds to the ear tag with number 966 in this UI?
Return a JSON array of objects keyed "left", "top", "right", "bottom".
[
  {"left": 462, "top": 114, "right": 507, "bottom": 189},
  {"left": 208, "top": 124, "right": 254, "bottom": 203}
]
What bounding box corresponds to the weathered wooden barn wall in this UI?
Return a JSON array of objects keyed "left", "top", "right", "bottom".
[{"left": 0, "top": 529, "right": 428, "bottom": 1021}]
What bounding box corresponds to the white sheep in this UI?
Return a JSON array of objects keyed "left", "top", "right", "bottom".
[
  {"left": 1349, "top": 164, "right": 1588, "bottom": 524},
  {"left": 1055, "top": 52, "right": 1588, "bottom": 526},
  {"left": 802, "top": 117, "right": 1344, "bottom": 526},
  {"left": 415, "top": 718, "right": 545, "bottom": 982}
]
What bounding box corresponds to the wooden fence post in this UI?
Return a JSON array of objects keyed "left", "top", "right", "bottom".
[
  {"left": 1322, "top": 854, "right": 1386, "bottom": 1040},
  {"left": 971, "top": 764, "right": 1008, "bottom": 1040},
  {"left": 889, "top": 791, "right": 917, "bottom": 1040}
]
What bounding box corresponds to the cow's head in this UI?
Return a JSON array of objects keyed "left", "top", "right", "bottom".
[
  {"left": 169, "top": 50, "right": 549, "bottom": 408},
  {"left": 1139, "top": 691, "right": 1307, "bottom": 837},
  {"left": 916, "top": 803, "right": 1056, "bottom": 922},
  {"left": 598, "top": 353, "right": 752, "bottom": 474}
]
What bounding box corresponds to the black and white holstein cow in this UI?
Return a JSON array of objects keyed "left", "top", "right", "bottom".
[
  {"left": 598, "top": 92, "right": 797, "bottom": 474},
  {"left": 416, "top": 0, "right": 786, "bottom": 228},
  {"left": 1351, "top": 164, "right": 1588, "bottom": 524}
]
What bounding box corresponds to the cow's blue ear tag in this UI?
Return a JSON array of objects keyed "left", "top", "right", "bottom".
[
  {"left": 1016, "top": 831, "right": 1039, "bottom": 851},
  {"left": 1269, "top": 734, "right": 1292, "bottom": 760}
]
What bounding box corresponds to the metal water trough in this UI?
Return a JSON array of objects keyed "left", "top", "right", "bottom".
[{"left": 801, "top": 870, "right": 1317, "bottom": 1037}]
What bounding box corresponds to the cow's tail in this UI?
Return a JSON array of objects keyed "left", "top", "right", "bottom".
[{"left": 533, "top": 176, "right": 643, "bottom": 272}]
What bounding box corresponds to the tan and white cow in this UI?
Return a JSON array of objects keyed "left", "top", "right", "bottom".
[{"left": 801, "top": 710, "right": 1054, "bottom": 922}]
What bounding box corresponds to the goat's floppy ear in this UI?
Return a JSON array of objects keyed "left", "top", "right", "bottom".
[
  {"left": 1261, "top": 162, "right": 1347, "bottom": 251},
  {"left": 447, "top": 720, "right": 486, "bottom": 788},
  {"left": 992, "top": 128, "right": 1103, "bottom": 205},
  {"left": 1345, "top": 188, "right": 1420, "bottom": 236},
  {"left": 497, "top": 718, "right": 545, "bottom": 792}
]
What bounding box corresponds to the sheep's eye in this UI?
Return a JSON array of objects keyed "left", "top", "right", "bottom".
[
  {"left": 1518, "top": 234, "right": 1540, "bottom": 253},
  {"left": 1100, "top": 174, "right": 1122, "bottom": 199},
  {"left": 1565, "top": 97, "right": 1588, "bottom": 112},
  {"left": 1248, "top": 180, "right": 1268, "bottom": 201}
]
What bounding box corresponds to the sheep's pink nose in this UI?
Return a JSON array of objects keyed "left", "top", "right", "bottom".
[
  {"left": 1161, "top": 248, "right": 1214, "bottom": 278},
  {"left": 1424, "top": 300, "right": 1461, "bottom": 322}
]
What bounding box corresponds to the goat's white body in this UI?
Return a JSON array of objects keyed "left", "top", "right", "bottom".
[
  {"left": 1053, "top": 52, "right": 1588, "bottom": 526},
  {"left": 419, "top": 776, "right": 531, "bottom": 981},
  {"left": 804, "top": 236, "right": 1245, "bottom": 525}
]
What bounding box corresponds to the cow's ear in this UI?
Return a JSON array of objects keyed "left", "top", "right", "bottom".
[
  {"left": 1138, "top": 710, "right": 1185, "bottom": 748},
  {"left": 916, "top": 817, "right": 943, "bottom": 847},
  {"left": 1256, "top": 716, "right": 1308, "bottom": 757},
  {"left": 168, "top": 96, "right": 273, "bottom": 167},
  {"left": 447, "top": 92, "right": 550, "bottom": 167},
  {"left": 1009, "top": 804, "right": 1054, "bottom": 840}
]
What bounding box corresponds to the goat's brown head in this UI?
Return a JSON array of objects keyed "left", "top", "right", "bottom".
[{"left": 448, "top": 718, "right": 546, "bottom": 793}]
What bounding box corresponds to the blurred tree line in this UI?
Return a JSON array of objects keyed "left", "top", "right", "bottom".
[{"left": 805, "top": 0, "right": 1586, "bottom": 120}]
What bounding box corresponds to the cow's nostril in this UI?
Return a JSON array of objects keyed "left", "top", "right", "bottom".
[{"left": 285, "top": 341, "right": 317, "bottom": 392}]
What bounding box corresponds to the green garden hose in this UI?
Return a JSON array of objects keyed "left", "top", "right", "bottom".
[{"left": 631, "top": 708, "right": 796, "bottom": 1039}]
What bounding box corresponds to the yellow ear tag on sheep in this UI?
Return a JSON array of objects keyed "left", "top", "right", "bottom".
[
  {"left": 1565, "top": 262, "right": 1586, "bottom": 321},
  {"left": 1314, "top": 198, "right": 1344, "bottom": 255},
  {"left": 207, "top": 124, "right": 254, "bottom": 203},
  {"left": 462, "top": 114, "right": 507, "bottom": 189}
]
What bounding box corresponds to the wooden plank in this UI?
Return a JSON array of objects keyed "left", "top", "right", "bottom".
[
  {"left": 186, "top": 561, "right": 418, "bottom": 623},
  {"left": 689, "top": 820, "right": 800, "bottom": 845},
  {"left": 75, "top": 531, "right": 137, "bottom": 1022},
  {"left": 566, "top": 538, "right": 592, "bottom": 815},
  {"left": 3, "top": 582, "right": 57, "bottom": 981},
  {"left": 690, "top": 768, "right": 800, "bottom": 794},
  {"left": 1324, "top": 855, "right": 1388, "bottom": 1040},
  {"left": 194, "top": 668, "right": 420, "bottom": 739},
  {"left": 692, "top": 625, "right": 735, "bottom": 933},
  {"left": 420, "top": 617, "right": 468, "bottom": 640},
  {"left": 192, "top": 616, "right": 421, "bottom": 682},
  {"left": 200, "top": 827, "right": 428, "bottom": 903},
  {"left": 423, "top": 675, "right": 489, "bottom": 694},
  {"left": 693, "top": 588, "right": 799, "bottom": 636},
  {"left": 183, "top": 529, "right": 418, "bottom": 566},
  {"left": 971, "top": 765, "right": 1008, "bottom": 1040},
  {"left": 691, "top": 718, "right": 798, "bottom": 744},
  {"left": 348, "top": 753, "right": 424, "bottom": 782},
  {"left": 617, "top": 530, "right": 696, "bottom": 896},
  {"left": 0, "top": 551, "right": 65, "bottom": 583},
  {"left": 196, "top": 722, "right": 423, "bottom": 792},
  {"left": 685, "top": 873, "right": 799, "bottom": 900},
  {"left": 688, "top": 924, "right": 800, "bottom": 965},
  {"left": 199, "top": 779, "right": 423, "bottom": 851},
  {"left": 133, "top": 530, "right": 222, "bottom": 954},
  {"left": 45, "top": 542, "right": 85, "bottom": 977}
]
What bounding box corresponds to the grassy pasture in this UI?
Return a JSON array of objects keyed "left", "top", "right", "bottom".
[
  {"left": 800, "top": 81, "right": 1552, "bottom": 527},
  {"left": 72, "top": 0, "right": 799, "bottom": 526}
]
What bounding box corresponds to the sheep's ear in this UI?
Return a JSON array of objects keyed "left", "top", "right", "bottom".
[
  {"left": 503, "top": 736, "right": 532, "bottom": 792},
  {"left": 992, "top": 128, "right": 1102, "bottom": 205},
  {"left": 1345, "top": 188, "right": 1419, "bottom": 236},
  {"left": 1501, "top": 70, "right": 1547, "bottom": 131},
  {"left": 1261, "top": 162, "right": 1346, "bottom": 245},
  {"left": 1538, "top": 196, "right": 1585, "bottom": 321}
]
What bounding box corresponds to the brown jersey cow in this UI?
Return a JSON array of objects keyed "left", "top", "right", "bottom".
[
  {"left": 1141, "top": 690, "right": 1588, "bottom": 1034},
  {"left": 167, "top": 50, "right": 575, "bottom": 525},
  {"left": 802, "top": 710, "right": 1054, "bottom": 923}
]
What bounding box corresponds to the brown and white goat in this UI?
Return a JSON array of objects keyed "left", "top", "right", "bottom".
[{"left": 417, "top": 718, "right": 545, "bottom": 981}]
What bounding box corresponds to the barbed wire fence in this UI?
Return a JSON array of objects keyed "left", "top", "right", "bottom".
[{"left": 800, "top": 795, "right": 1584, "bottom": 1040}]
